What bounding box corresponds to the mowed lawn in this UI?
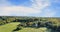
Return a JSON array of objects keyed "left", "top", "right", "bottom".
[{"left": 0, "top": 22, "right": 49, "bottom": 32}]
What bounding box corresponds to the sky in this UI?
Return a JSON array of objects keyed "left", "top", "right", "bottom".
[{"left": 0, "top": 0, "right": 60, "bottom": 17}]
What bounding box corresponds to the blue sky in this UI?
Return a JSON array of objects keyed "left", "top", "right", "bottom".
[{"left": 0, "top": 0, "right": 60, "bottom": 17}]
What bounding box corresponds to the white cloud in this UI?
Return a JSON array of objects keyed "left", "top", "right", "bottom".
[
  {"left": 31, "top": 0, "right": 50, "bottom": 9},
  {"left": 29, "top": 0, "right": 56, "bottom": 17},
  {"left": 43, "top": 10, "right": 56, "bottom": 17},
  {"left": 0, "top": 0, "right": 56, "bottom": 17},
  {"left": 0, "top": 6, "right": 41, "bottom": 16}
]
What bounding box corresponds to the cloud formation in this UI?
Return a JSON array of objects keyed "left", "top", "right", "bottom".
[
  {"left": 0, "top": 0, "right": 56, "bottom": 17},
  {"left": 0, "top": 6, "right": 40, "bottom": 16}
]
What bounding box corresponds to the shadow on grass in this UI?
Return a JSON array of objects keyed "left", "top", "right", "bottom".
[{"left": 12, "top": 27, "right": 22, "bottom": 32}]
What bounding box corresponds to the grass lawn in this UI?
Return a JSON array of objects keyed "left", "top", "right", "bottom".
[{"left": 0, "top": 22, "right": 49, "bottom": 32}]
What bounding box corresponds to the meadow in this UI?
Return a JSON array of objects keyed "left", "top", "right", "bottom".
[{"left": 0, "top": 22, "right": 50, "bottom": 32}]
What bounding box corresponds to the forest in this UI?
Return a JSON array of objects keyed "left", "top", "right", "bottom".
[{"left": 0, "top": 16, "right": 60, "bottom": 32}]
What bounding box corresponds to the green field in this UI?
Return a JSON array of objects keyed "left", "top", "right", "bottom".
[
  {"left": 0, "top": 22, "right": 20, "bottom": 32},
  {"left": 0, "top": 22, "right": 50, "bottom": 32}
]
